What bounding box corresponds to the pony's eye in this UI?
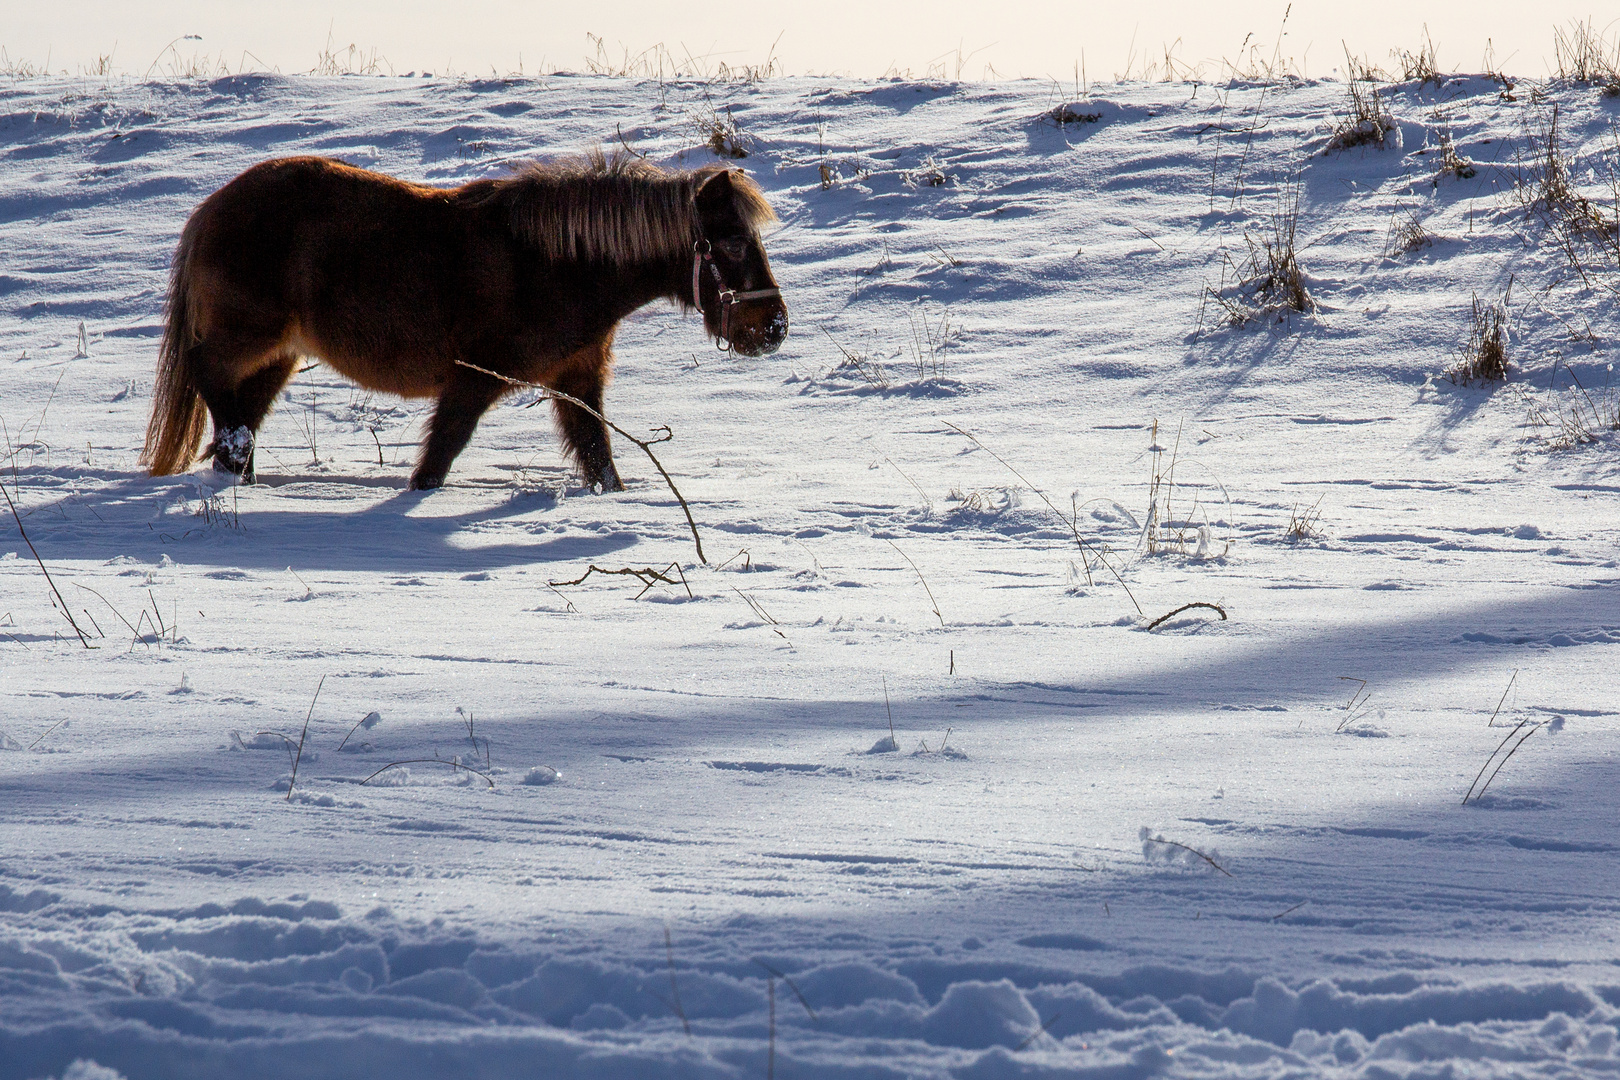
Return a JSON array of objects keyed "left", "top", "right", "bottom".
[{"left": 716, "top": 238, "right": 749, "bottom": 258}]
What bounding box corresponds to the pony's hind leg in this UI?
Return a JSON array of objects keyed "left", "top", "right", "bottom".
[
  {"left": 411, "top": 365, "right": 507, "bottom": 490},
  {"left": 549, "top": 340, "right": 624, "bottom": 493}
]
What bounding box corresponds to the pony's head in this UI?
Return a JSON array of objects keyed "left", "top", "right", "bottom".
[{"left": 692, "top": 169, "right": 787, "bottom": 357}]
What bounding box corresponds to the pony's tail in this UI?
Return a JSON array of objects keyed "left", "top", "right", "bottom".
[{"left": 141, "top": 239, "right": 208, "bottom": 476}]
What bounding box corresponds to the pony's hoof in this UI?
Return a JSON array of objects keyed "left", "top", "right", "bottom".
[
  {"left": 408, "top": 475, "right": 444, "bottom": 491},
  {"left": 584, "top": 470, "right": 626, "bottom": 493}
]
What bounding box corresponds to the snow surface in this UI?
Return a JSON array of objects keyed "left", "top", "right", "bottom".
[{"left": 2, "top": 68, "right": 1619, "bottom": 1079}]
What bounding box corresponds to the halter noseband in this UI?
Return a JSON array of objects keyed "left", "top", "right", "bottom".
[{"left": 693, "top": 239, "right": 782, "bottom": 351}]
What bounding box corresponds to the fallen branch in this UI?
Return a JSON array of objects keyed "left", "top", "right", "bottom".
[
  {"left": 359, "top": 758, "right": 494, "bottom": 788},
  {"left": 454, "top": 358, "right": 706, "bottom": 563},
  {"left": 549, "top": 562, "right": 691, "bottom": 599},
  {"left": 1, "top": 481, "right": 93, "bottom": 648},
  {"left": 1145, "top": 601, "right": 1227, "bottom": 631}
]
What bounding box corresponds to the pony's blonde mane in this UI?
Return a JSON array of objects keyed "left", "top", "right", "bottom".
[{"left": 485, "top": 152, "right": 776, "bottom": 266}]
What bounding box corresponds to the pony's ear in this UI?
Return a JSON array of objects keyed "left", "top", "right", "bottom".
[{"left": 694, "top": 170, "right": 740, "bottom": 222}]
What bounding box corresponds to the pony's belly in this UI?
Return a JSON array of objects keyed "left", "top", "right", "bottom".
[{"left": 288, "top": 330, "right": 447, "bottom": 398}]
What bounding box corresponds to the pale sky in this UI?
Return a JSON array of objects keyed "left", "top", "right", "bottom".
[{"left": 5, "top": 3, "right": 1616, "bottom": 81}]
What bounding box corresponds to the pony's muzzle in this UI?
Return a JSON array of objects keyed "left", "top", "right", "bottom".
[{"left": 725, "top": 300, "right": 788, "bottom": 357}]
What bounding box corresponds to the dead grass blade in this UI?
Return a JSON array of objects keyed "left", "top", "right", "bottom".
[
  {"left": 285, "top": 675, "right": 325, "bottom": 801},
  {"left": 359, "top": 758, "right": 494, "bottom": 787},
  {"left": 753, "top": 958, "right": 818, "bottom": 1022},
  {"left": 730, "top": 587, "right": 786, "bottom": 640},
  {"left": 942, "top": 422, "right": 1142, "bottom": 615},
  {"left": 1487, "top": 670, "right": 1519, "bottom": 727},
  {"left": 1463, "top": 714, "right": 1546, "bottom": 805},
  {"left": 664, "top": 925, "right": 692, "bottom": 1036},
  {"left": 885, "top": 539, "right": 943, "bottom": 626},
  {"left": 1014, "top": 1012, "right": 1063, "bottom": 1052},
  {"left": 1, "top": 481, "right": 93, "bottom": 648},
  {"left": 27, "top": 717, "right": 68, "bottom": 751},
  {"left": 1143, "top": 833, "right": 1233, "bottom": 877},
  {"left": 1145, "top": 602, "right": 1227, "bottom": 631}
]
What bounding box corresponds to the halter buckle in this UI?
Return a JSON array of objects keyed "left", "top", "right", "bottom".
[{"left": 693, "top": 237, "right": 781, "bottom": 351}]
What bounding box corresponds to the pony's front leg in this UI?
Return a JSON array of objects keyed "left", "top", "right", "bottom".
[
  {"left": 190, "top": 340, "right": 294, "bottom": 483},
  {"left": 549, "top": 341, "right": 624, "bottom": 493},
  {"left": 411, "top": 365, "right": 506, "bottom": 489}
]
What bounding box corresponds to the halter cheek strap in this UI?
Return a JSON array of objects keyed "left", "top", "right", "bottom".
[{"left": 693, "top": 239, "right": 783, "bottom": 350}]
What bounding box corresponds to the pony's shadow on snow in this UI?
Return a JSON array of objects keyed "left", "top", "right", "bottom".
[
  {"left": 183, "top": 498, "right": 641, "bottom": 574},
  {"left": 12, "top": 468, "right": 645, "bottom": 574}
]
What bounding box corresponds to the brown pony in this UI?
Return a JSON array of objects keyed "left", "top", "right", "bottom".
[{"left": 142, "top": 153, "right": 787, "bottom": 490}]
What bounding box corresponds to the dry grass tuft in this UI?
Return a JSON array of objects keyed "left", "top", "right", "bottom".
[
  {"left": 947, "top": 487, "right": 1008, "bottom": 513},
  {"left": 1204, "top": 182, "right": 1314, "bottom": 327},
  {"left": 584, "top": 35, "right": 782, "bottom": 83},
  {"left": 1446, "top": 288, "right": 1511, "bottom": 385},
  {"left": 1530, "top": 359, "right": 1620, "bottom": 447},
  {"left": 1384, "top": 207, "right": 1432, "bottom": 257},
  {"left": 0, "top": 49, "right": 51, "bottom": 79},
  {"left": 1341, "top": 49, "right": 1388, "bottom": 83},
  {"left": 907, "top": 305, "right": 953, "bottom": 379},
  {"left": 1047, "top": 103, "right": 1103, "bottom": 125},
  {"left": 1325, "top": 78, "right": 1396, "bottom": 153},
  {"left": 820, "top": 328, "right": 889, "bottom": 388},
  {"left": 312, "top": 35, "right": 390, "bottom": 76},
  {"left": 1392, "top": 25, "right": 1443, "bottom": 85},
  {"left": 1285, "top": 497, "right": 1325, "bottom": 542},
  {"left": 691, "top": 102, "right": 751, "bottom": 158},
  {"left": 1514, "top": 107, "right": 1620, "bottom": 290},
  {"left": 1436, "top": 131, "right": 1477, "bottom": 180},
  {"left": 905, "top": 156, "right": 952, "bottom": 187},
  {"left": 1220, "top": 7, "right": 1306, "bottom": 85},
  {"left": 1141, "top": 419, "right": 1230, "bottom": 559},
  {"left": 1552, "top": 19, "right": 1620, "bottom": 95}
]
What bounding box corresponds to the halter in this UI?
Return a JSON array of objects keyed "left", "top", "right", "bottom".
[{"left": 692, "top": 239, "right": 782, "bottom": 350}]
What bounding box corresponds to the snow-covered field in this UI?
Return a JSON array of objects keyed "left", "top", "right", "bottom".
[{"left": 2, "top": 65, "right": 1619, "bottom": 1079}]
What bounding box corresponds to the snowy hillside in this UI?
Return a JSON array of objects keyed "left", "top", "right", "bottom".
[{"left": 2, "top": 65, "right": 1619, "bottom": 1079}]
